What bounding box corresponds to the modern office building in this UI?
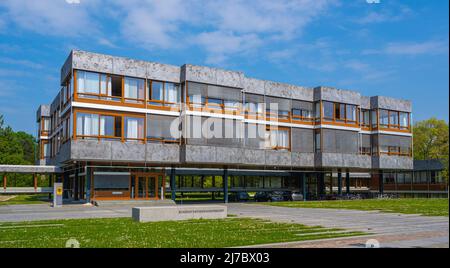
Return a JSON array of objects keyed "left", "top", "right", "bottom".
[{"left": 36, "top": 49, "right": 420, "bottom": 203}]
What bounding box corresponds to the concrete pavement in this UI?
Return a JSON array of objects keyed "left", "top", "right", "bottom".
[{"left": 0, "top": 202, "right": 448, "bottom": 248}]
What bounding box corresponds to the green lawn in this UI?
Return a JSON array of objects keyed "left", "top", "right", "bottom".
[
  {"left": 0, "top": 217, "right": 366, "bottom": 248},
  {"left": 264, "top": 198, "right": 449, "bottom": 217},
  {"left": 0, "top": 194, "right": 50, "bottom": 206}
]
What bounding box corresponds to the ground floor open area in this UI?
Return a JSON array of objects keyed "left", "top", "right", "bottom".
[{"left": 0, "top": 200, "right": 448, "bottom": 248}]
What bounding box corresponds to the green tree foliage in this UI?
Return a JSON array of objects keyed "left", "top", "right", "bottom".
[
  {"left": 413, "top": 117, "right": 449, "bottom": 182},
  {"left": 0, "top": 114, "right": 40, "bottom": 186}
]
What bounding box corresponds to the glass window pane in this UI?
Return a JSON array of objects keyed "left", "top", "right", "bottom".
[
  {"left": 125, "top": 117, "right": 144, "bottom": 139},
  {"left": 151, "top": 81, "right": 163, "bottom": 101},
  {"left": 380, "top": 110, "right": 389, "bottom": 125},
  {"left": 100, "top": 116, "right": 115, "bottom": 137},
  {"left": 84, "top": 71, "right": 100, "bottom": 94},
  {"left": 346, "top": 105, "right": 356, "bottom": 121},
  {"left": 323, "top": 102, "right": 333, "bottom": 119},
  {"left": 76, "top": 113, "right": 99, "bottom": 136},
  {"left": 164, "top": 83, "right": 179, "bottom": 103},
  {"left": 390, "top": 111, "right": 399, "bottom": 126},
  {"left": 400, "top": 112, "right": 409, "bottom": 127}
]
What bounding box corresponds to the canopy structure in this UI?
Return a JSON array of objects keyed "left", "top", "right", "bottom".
[{"left": 0, "top": 165, "right": 62, "bottom": 174}]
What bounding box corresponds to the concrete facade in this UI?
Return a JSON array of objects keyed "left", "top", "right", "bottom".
[{"left": 32, "top": 50, "right": 417, "bottom": 201}]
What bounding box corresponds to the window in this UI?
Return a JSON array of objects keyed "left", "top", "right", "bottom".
[
  {"left": 379, "top": 109, "right": 389, "bottom": 127},
  {"left": 371, "top": 110, "right": 378, "bottom": 128},
  {"left": 76, "top": 70, "right": 122, "bottom": 101},
  {"left": 147, "top": 115, "right": 180, "bottom": 142},
  {"left": 42, "top": 118, "right": 50, "bottom": 132},
  {"left": 164, "top": 83, "right": 180, "bottom": 103},
  {"left": 124, "top": 77, "right": 145, "bottom": 103},
  {"left": 346, "top": 105, "right": 357, "bottom": 122},
  {"left": 389, "top": 111, "right": 399, "bottom": 127},
  {"left": 43, "top": 143, "right": 50, "bottom": 158},
  {"left": 150, "top": 81, "right": 163, "bottom": 101},
  {"left": 360, "top": 109, "right": 370, "bottom": 127},
  {"left": 379, "top": 109, "right": 408, "bottom": 130},
  {"left": 322, "top": 101, "right": 334, "bottom": 120},
  {"left": 400, "top": 112, "right": 409, "bottom": 129},
  {"left": 245, "top": 94, "right": 265, "bottom": 115},
  {"left": 99, "top": 115, "right": 121, "bottom": 138},
  {"left": 124, "top": 117, "right": 144, "bottom": 141},
  {"left": 76, "top": 113, "right": 99, "bottom": 137},
  {"left": 335, "top": 103, "right": 345, "bottom": 121},
  {"left": 265, "top": 97, "right": 291, "bottom": 120},
  {"left": 266, "top": 127, "right": 290, "bottom": 150},
  {"left": 149, "top": 81, "right": 180, "bottom": 106}
]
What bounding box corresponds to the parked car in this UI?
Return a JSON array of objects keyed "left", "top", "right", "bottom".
[
  {"left": 291, "top": 192, "right": 304, "bottom": 201},
  {"left": 228, "top": 191, "right": 250, "bottom": 202},
  {"left": 272, "top": 191, "right": 293, "bottom": 201},
  {"left": 254, "top": 192, "right": 271, "bottom": 202}
]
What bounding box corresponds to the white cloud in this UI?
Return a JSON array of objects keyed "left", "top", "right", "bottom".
[
  {"left": 194, "top": 31, "right": 262, "bottom": 65},
  {"left": 384, "top": 40, "right": 448, "bottom": 55},
  {"left": 0, "top": 57, "right": 44, "bottom": 69},
  {"left": 0, "top": 0, "right": 96, "bottom": 36},
  {"left": 363, "top": 40, "right": 449, "bottom": 56},
  {"left": 0, "top": 0, "right": 333, "bottom": 64},
  {"left": 355, "top": 5, "right": 413, "bottom": 24}
]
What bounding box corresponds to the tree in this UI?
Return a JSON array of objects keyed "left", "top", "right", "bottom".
[{"left": 413, "top": 117, "right": 449, "bottom": 182}]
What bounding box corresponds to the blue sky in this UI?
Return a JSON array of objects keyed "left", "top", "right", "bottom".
[{"left": 0, "top": 0, "right": 448, "bottom": 136}]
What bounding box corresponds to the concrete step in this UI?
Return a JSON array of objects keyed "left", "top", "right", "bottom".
[{"left": 93, "top": 199, "right": 176, "bottom": 207}]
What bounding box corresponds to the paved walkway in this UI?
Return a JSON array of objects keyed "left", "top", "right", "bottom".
[
  {"left": 0, "top": 202, "right": 448, "bottom": 248},
  {"left": 227, "top": 203, "right": 449, "bottom": 248}
]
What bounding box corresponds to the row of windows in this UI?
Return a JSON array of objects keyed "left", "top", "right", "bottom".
[
  {"left": 75, "top": 70, "right": 181, "bottom": 105},
  {"left": 66, "top": 71, "right": 411, "bottom": 131},
  {"left": 383, "top": 171, "right": 445, "bottom": 184}
]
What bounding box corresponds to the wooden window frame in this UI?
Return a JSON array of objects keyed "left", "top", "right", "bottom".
[
  {"left": 73, "top": 108, "right": 145, "bottom": 143},
  {"left": 321, "top": 101, "right": 359, "bottom": 127},
  {"left": 291, "top": 108, "right": 314, "bottom": 123},
  {"left": 266, "top": 126, "right": 291, "bottom": 151},
  {"left": 148, "top": 80, "right": 180, "bottom": 110},
  {"left": 378, "top": 109, "right": 411, "bottom": 132},
  {"left": 359, "top": 108, "right": 371, "bottom": 130},
  {"left": 74, "top": 70, "right": 147, "bottom": 109}
]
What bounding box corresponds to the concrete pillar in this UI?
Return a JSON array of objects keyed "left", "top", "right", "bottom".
[
  {"left": 379, "top": 170, "right": 384, "bottom": 195},
  {"left": 74, "top": 168, "right": 79, "bottom": 201},
  {"left": 317, "top": 173, "right": 325, "bottom": 198},
  {"left": 346, "top": 171, "right": 350, "bottom": 194},
  {"left": 301, "top": 173, "right": 306, "bottom": 201},
  {"left": 337, "top": 170, "right": 342, "bottom": 196},
  {"left": 85, "top": 167, "right": 91, "bottom": 203},
  {"left": 170, "top": 167, "right": 176, "bottom": 201},
  {"left": 48, "top": 174, "right": 53, "bottom": 199},
  {"left": 223, "top": 169, "right": 229, "bottom": 203}
]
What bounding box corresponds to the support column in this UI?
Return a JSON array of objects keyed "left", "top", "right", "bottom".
[
  {"left": 85, "top": 167, "right": 91, "bottom": 203},
  {"left": 48, "top": 174, "right": 53, "bottom": 199},
  {"left": 379, "top": 170, "right": 384, "bottom": 195},
  {"left": 301, "top": 173, "right": 306, "bottom": 201},
  {"left": 223, "top": 168, "right": 229, "bottom": 203},
  {"left": 3, "top": 174, "right": 6, "bottom": 189},
  {"left": 346, "top": 170, "right": 350, "bottom": 194},
  {"left": 170, "top": 167, "right": 176, "bottom": 201},
  {"left": 33, "top": 173, "right": 38, "bottom": 192},
  {"left": 63, "top": 172, "right": 69, "bottom": 199},
  {"left": 317, "top": 172, "right": 325, "bottom": 198},
  {"left": 337, "top": 170, "right": 342, "bottom": 196},
  {"left": 74, "top": 168, "right": 79, "bottom": 201}
]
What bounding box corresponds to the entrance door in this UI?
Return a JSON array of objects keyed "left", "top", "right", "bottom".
[
  {"left": 131, "top": 173, "right": 162, "bottom": 200},
  {"left": 137, "top": 176, "right": 147, "bottom": 198},
  {"left": 147, "top": 176, "right": 157, "bottom": 199}
]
